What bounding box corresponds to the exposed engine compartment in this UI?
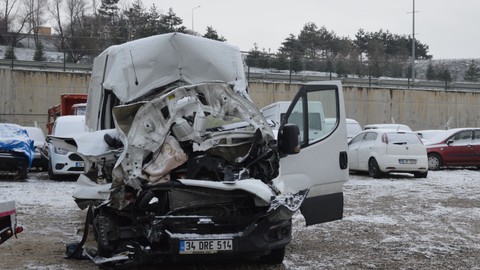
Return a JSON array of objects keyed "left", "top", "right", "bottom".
[{"left": 92, "top": 82, "right": 279, "bottom": 210}]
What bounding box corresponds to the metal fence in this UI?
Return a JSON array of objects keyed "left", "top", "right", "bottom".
[
  {"left": 0, "top": 59, "right": 91, "bottom": 72},
  {"left": 1, "top": 58, "right": 479, "bottom": 91}
]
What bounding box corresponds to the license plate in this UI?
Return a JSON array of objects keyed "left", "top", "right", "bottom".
[
  {"left": 75, "top": 162, "right": 84, "bottom": 167},
  {"left": 179, "top": 239, "right": 233, "bottom": 254},
  {"left": 399, "top": 159, "right": 416, "bottom": 164}
]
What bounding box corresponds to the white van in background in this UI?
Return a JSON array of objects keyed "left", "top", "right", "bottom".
[
  {"left": 346, "top": 119, "right": 362, "bottom": 141},
  {"left": 261, "top": 101, "right": 328, "bottom": 139}
]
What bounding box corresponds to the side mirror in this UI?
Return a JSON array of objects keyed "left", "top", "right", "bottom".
[
  {"left": 279, "top": 124, "right": 300, "bottom": 154},
  {"left": 446, "top": 140, "right": 453, "bottom": 146}
]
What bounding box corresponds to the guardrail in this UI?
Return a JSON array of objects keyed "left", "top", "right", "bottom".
[
  {"left": 2, "top": 59, "right": 479, "bottom": 91},
  {"left": 0, "top": 59, "right": 91, "bottom": 72},
  {"left": 246, "top": 71, "right": 480, "bottom": 91}
]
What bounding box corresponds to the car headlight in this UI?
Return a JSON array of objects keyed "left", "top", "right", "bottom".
[{"left": 54, "top": 147, "right": 68, "bottom": 155}]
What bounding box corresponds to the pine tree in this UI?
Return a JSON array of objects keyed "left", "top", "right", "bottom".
[
  {"left": 98, "top": 0, "right": 120, "bottom": 19},
  {"left": 463, "top": 60, "right": 479, "bottom": 82},
  {"left": 203, "top": 26, "right": 226, "bottom": 41},
  {"left": 442, "top": 68, "right": 452, "bottom": 82},
  {"left": 33, "top": 42, "right": 46, "bottom": 61},
  {"left": 158, "top": 8, "right": 186, "bottom": 33},
  {"left": 4, "top": 44, "right": 16, "bottom": 59},
  {"left": 426, "top": 62, "right": 436, "bottom": 80}
]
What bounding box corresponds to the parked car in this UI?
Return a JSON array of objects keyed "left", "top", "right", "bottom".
[
  {"left": 0, "top": 123, "right": 34, "bottom": 180},
  {"left": 348, "top": 129, "right": 428, "bottom": 178},
  {"left": 46, "top": 115, "right": 86, "bottom": 180},
  {"left": 23, "top": 126, "right": 48, "bottom": 171},
  {"left": 424, "top": 128, "right": 480, "bottom": 170},
  {"left": 346, "top": 118, "right": 362, "bottom": 141},
  {"left": 364, "top": 123, "right": 412, "bottom": 132},
  {"left": 415, "top": 129, "right": 448, "bottom": 143}
]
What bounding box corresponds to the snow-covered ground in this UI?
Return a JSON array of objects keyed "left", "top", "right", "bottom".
[{"left": 1, "top": 169, "right": 479, "bottom": 269}]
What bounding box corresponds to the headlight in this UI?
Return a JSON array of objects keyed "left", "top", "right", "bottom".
[{"left": 54, "top": 147, "right": 68, "bottom": 155}]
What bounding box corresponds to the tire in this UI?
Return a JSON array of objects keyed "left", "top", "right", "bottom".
[
  {"left": 414, "top": 171, "right": 428, "bottom": 178},
  {"left": 368, "top": 158, "right": 384, "bottom": 178},
  {"left": 17, "top": 158, "right": 28, "bottom": 180},
  {"left": 260, "top": 247, "right": 285, "bottom": 265},
  {"left": 428, "top": 153, "right": 442, "bottom": 170},
  {"left": 48, "top": 160, "right": 59, "bottom": 180}
]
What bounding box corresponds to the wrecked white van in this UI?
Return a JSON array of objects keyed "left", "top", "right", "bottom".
[{"left": 67, "top": 33, "right": 349, "bottom": 267}]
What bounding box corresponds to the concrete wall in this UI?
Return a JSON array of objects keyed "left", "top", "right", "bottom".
[
  {"left": 0, "top": 69, "right": 89, "bottom": 132},
  {"left": 248, "top": 81, "right": 480, "bottom": 130},
  {"left": 1, "top": 69, "right": 480, "bottom": 133}
]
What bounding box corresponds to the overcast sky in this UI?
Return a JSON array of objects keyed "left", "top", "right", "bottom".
[{"left": 139, "top": 0, "right": 480, "bottom": 59}]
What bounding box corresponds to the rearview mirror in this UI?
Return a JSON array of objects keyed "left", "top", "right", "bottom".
[{"left": 279, "top": 124, "right": 300, "bottom": 154}]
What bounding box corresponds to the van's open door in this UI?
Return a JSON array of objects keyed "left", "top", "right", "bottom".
[{"left": 273, "top": 81, "right": 349, "bottom": 226}]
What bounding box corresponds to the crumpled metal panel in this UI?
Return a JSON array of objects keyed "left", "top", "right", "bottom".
[{"left": 94, "top": 33, "right": 247, "bottom": 104}]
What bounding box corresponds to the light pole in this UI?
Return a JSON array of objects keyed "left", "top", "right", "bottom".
[
  {"left": 192, "top": 5, "right": 201, "bottom": 33},
  {"left": 411, "top": 0, "right": 416, "bottom": 83}
]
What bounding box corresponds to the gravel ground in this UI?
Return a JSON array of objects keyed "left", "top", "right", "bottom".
[{"left": 1, "top": 169, "right": 479, "bottom": 269}]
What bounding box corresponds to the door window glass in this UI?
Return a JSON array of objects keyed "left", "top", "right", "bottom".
[
  {"left": 364, "top": 132, "right": 377, "bottom": 141},
  {"left": 451, "top": 130, "right": 472, "bottom": 144},
  {"left": 284, "top": 85, "right": 339, "bottom": 146},
  {"left": 473, "top": 130, "right": 480, "bottom": 143},
  {"left": 349, "top": 133, "right": 366, "bottom": 145}
]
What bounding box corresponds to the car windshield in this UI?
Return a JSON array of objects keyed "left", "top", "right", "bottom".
[
  {"left": 386, "top": 132, "right": 422, "bottom": 144},
  {"left": 24, "top": 127, "right": 46, "bottom": 142},
  {"left": 53, "top": 118, "right": 85, "bottom": 137},
  {"left": 0, "top": 124, "right": 29, "bottom": 140}
]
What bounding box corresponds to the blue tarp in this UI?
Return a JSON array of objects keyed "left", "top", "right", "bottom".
[{"left": 0, "top": 124, "right": 35, "bottom": 167}]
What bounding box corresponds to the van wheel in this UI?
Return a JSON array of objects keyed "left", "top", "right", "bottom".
[
  {"left": 428, "top": 153, "right": 442, "bottom": 170},
  {"left": 368, "top": 158, "right": 383, "bottom": 178},
  {"left": 260, "top": 247, "right": 285, "bottom": 264}
]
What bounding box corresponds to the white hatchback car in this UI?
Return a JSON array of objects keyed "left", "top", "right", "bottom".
[
  {"left": 47, "top": 115, "right": 86, "bottom": 180},
  {"left": 348, "top": 129, "right": 428, "bottom": 178}
]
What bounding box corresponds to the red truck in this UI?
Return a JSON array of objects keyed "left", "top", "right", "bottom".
[{"left": 47, "top": 94, "right": 87, "bottom": 134}]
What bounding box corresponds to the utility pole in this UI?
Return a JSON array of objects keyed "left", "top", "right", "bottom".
[{"left": 411, "top": 0, "right": 416, "bottom": 83}]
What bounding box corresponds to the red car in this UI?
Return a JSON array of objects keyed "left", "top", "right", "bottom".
[{"left": 425, "top": 128, "right": 480, "bottom": 170}]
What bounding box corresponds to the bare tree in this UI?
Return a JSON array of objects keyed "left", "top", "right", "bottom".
[
  {"left": 1, "top": 0, "right": 31, "bottom": 45},
  {"left": 24, "top": 0, "right": 47, "bottom": 45},
  {"left": 1, "top": 0, "right": 20, "bottom": 35},
  {"left": 48, "top": 0, "right": 65, "bottom": 49}
]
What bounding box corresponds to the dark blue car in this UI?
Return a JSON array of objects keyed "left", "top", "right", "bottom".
[{"left": 0, "top": 124, "right": 34, "bottom": 180}]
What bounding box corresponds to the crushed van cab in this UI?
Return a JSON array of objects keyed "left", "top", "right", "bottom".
[{"left": 66, "top": 33, "right": 349, "bottom": 267}]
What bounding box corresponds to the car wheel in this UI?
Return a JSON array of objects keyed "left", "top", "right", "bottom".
[
  {"left": 48, "top": 160, "right": 59, "bottom": 180},
  {"left": 428, "top": 153, "right": 442, "bottom": 170},
  {"left": 368, "top": 158, "right": 383, "bottom": 178},
  {"left": 17, "top": 158, "right": 28, "bottom": 180},
  {"left": 259, "top": 247, "right": 285, "bottom": 265},
  {"left": 414, "top": 171, "right": 428, "bottom": 178}
]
